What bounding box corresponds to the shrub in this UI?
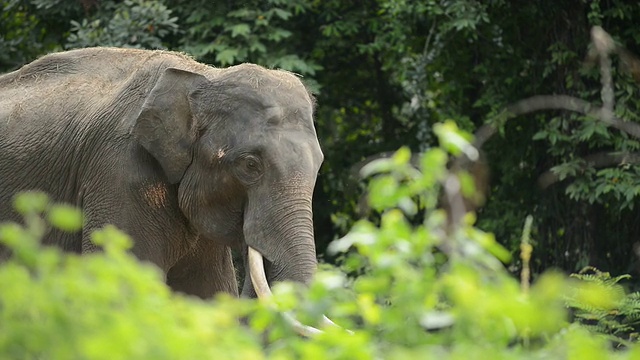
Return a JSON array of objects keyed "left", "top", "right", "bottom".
[
  {"left": 1, "top": 123, "right": 639, "bottom": 358},
  {"left": 0, "top": 192, "right": 262, "bottom": 359}
]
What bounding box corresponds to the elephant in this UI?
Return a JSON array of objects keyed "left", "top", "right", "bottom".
[{"left": 0, "top": 47, "right": 324, "bottom": 303}]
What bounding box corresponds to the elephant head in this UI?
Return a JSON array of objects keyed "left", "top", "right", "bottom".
[{"left": 132, "top": 64, "right": 323, "bottom": 299}]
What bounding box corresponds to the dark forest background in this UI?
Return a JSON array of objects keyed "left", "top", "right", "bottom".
[{"left": 3, "top": 0, "right": 640, "bottom": 279}]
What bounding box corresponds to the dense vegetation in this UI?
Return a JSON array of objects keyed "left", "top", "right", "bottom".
[
  {"left": 3, "top": 0, "right": 640, "bottom": 276},
  {"left": 3, "top": 0, "right": 640, "bottom": 357},
  {"left": 2, "top": 133, "right": 640, "bottom": 358}
]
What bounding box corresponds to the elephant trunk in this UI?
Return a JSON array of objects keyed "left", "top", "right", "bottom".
[
  {"left": 237, "top": 175, "right": 349, "bottom": 336},
  {"left": 241, "top": 192, "right": 318, "bottom": 297},
  {"left": 267, "top": 209, "right": 318, "bottom": 285}
]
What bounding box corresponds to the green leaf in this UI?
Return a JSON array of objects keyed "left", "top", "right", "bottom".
[
  {"left": 228, "top": 9, "right": 255, "bottom": 19},
  {"left": 47, "top": 204, "right": 83, "bottom": 232},
  {"left": 271, "top": 8, "right": 292, "bottom": 20},
  {"left": 13, "top": 192, "right": 49, "bottom": 216},
  {"left": 266, "top": 28, "right": 292, "bottom": 41},
  {"left": 215, "top": 48, "right": 239, "bottom": 66},
  {"left": 392, "top": 147, "right": 411, "bottom": 166},
  {"left": 229, "top": 23, "right": 251, "bottom": 38},
  {"left": 249, "top": 41, "right": 267, "bottom": 54},
  {"left": 532, "top": 130, "right": 548, "bottom": 140},
  {"left": 433, "top": 120, "right": 478, "bottom": 159}
]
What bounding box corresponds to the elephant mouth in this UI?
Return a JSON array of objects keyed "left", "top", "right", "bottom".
[{"left": 247, "top": 247, "right": 349, "bottom": 336}]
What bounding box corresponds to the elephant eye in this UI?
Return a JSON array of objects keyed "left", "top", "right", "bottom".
[
  {"left": 235, "top": 154, "right": 263, "bottom": 184},
  {"left": 242, "top": 155, "right": 261, "bottom": 171},
  {"left": 245, "top": 158, "right": 258, "bottom": 170}
]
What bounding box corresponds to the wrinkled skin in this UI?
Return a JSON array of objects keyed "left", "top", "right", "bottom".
[{"left": 0, "top": 48, "right": 323, "bottom": 298}]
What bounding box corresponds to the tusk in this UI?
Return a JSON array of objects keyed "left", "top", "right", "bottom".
[
  {"left": 247, "top": 246, "right": 274, "bottom": 298},
  {"left": 321, "top": 315, "right": 340, "bottom": 327},
  {"left": 248, "top": 247, "right": 322, "bottom": 336},
  {"left": 248, "top": 247, "right": 351, "bottom": 336},
  {"left": 320, "top": 315, "right": 355, "bottom": 335}
]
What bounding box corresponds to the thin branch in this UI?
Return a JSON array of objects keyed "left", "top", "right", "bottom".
[
  {"left": 538, "top": 151, "right": 640, "bottom": 189},
  {"left": 470, "top": 94, "right": 640, "bottom": 151},
  {"left": 520, "top": 216, "right": 534, "bottom": 294},
  {"left": 423, "top": 20, "right": 438, "bottom": 59}
]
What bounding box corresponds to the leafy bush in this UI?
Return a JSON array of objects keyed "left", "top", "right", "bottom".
[
  {"left": 567, "top": 267, "right": 640, "bottom": 346},
  {"left": 1, "top": 123, "right": 640, "bottom": 358},
  {"left": 0, "top": 192, "right": 262, "bottom": 359},
  {"left": 66, "top": 0, "right": 178, "bottom": 49}
]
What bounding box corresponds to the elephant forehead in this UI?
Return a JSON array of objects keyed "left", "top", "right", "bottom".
[
  {"left": 265, "top": 132, "right": 323, "bottom": 170},
  {"left": 264, "top": 104, "right": 308, "bottom": 125},
  {"left": 217, "top": 65, "right": 312, "bottom": 108}
]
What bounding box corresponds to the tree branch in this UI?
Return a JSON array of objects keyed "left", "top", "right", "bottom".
[
  {"left": 470, "top": 26, "right": 640, "bottom": 150},
  {"left": 470, "top": 94, "right": 640, "bottom": 150},
  {"left": 538, "top": 151, "right": 640, "bottom": 189}
]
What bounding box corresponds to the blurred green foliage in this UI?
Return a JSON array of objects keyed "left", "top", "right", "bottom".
[
  {"left": 567, "top": 267, "right": 640, "bottom": 346},
  {"left": 2, "top": 127, "right": 640, "bottom": 358},
  {"left": 0, "top": 192, "right": 264, "bottom": 359},
  {"left": 3, "top": 0, "right": 640, "bottom": 277}
]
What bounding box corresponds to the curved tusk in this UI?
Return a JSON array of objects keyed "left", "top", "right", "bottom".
[
  {"left": 248, "top": 247, "right": 323, "bottom": 337},
  {"left": 320, "top": 315, "right": 340, "bottom": 328},
  {"left": 247, "top": 246, "right": 274, "bottom": 298},
  {"left": 320, "top": 315, "right": 355, "bottom": 335},
  {"left": 248, "top": 247, "right": 352, "bottom": 336}
]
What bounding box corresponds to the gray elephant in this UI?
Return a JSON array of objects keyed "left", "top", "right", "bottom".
[{"left": 0, "top": 47, "right": 323, "bottom": 301}]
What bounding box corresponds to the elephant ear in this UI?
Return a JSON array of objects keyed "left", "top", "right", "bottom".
[{"left": 133, "top": 67, "right": 207, "bottom": 184}]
